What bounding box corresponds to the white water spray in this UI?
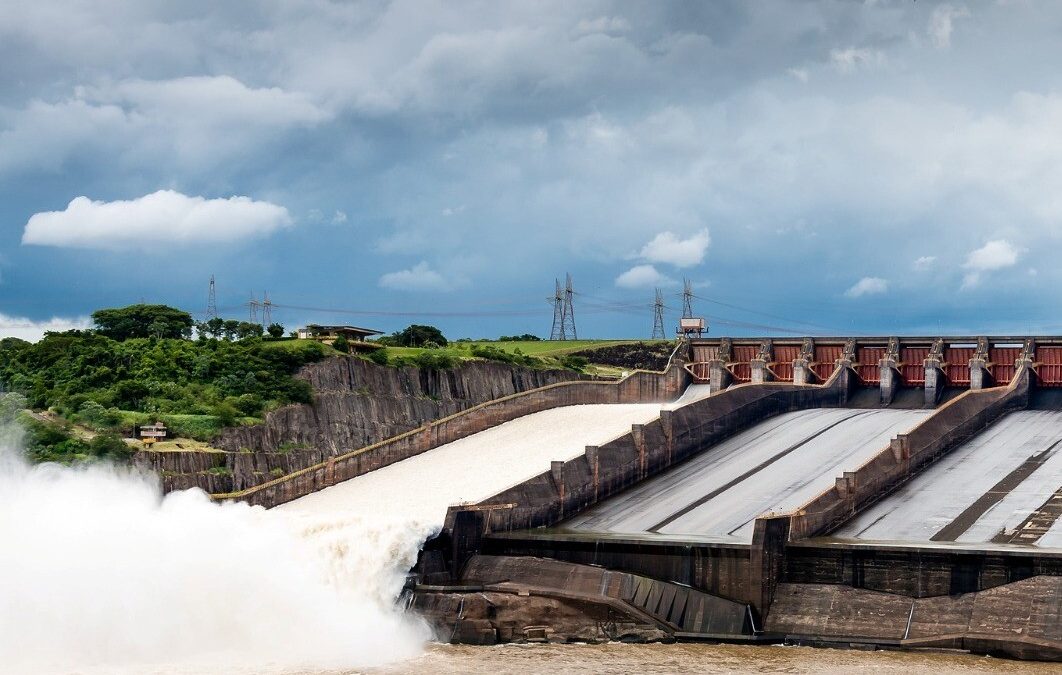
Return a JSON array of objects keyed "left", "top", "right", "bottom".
[{"left": 0, "top": 426, "right": 429, "bottom": 674}]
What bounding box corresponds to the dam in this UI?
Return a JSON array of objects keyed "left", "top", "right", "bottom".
[{"left": 216, "top": 336, "right": 1062, "bottom": 661}]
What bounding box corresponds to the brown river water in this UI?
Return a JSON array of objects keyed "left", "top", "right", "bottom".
[{"left": 355, "top": 643, "right": 1054, "bottom": 675}]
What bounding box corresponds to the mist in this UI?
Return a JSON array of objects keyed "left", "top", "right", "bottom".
[{"left": 0, "top": 425, "right": 430, "bottom": 674}]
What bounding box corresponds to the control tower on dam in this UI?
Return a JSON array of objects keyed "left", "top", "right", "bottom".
[{"left": 410, "top": 335, "right": 1061, "bottom": 660}]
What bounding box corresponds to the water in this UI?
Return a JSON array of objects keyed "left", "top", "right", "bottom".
[
  {"left": 0, "top": 404, "right": 661, "bottom": 673},
  {"left": 0, "top": 430, "right": 427, "bottom": 674}
]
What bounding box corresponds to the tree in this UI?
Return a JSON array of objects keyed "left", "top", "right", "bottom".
[
  {"left": 222, "top": 320, "right": 241, "bottom": 341},
  {"left": 267, "top": 323, "right": 285, "bottom": 338},
  {"left": 392, "top": 324, "right": 447, "bottom": 347},
  {"left": 332, "top": 334, "right": 350, "bottom": 353},
  {"left": 205, "top": 317, "right": 225, "bottom": 339},
  {"left": 235, "top": 322, "right": 263, "bottom": 340},
  {"left": 91, "top": 304, "right": 193, "bottom": 341}
]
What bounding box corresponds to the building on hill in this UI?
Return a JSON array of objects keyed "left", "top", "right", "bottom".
[
  {"left": 138, "top": 421, "right": 167, "bottom": 446},
  {"left": 296, "top": 324, "right": 383, "bottom": 348}
]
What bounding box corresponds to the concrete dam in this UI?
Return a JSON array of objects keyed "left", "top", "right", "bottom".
[{"left": 219, "top": 336, "right": 1061, "bottom": 661}]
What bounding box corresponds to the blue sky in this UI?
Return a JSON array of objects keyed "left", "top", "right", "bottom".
[{"left": 2, "top": 1, "right": 1062, "bottom": 340}]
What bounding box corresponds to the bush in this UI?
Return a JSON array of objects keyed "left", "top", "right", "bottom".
[
  {"left": 332, "top": 334, "right": 350, "bottom": 353},
  {"left": 413, "top": 352, "right": 456, "bottom": 370},
  {"left": 560, "top": 355, "right": 589, "bottom": 372},
  {"left": 89, "top": 433, "right": 134, "bottom": 460},
  {"left": 367, "top": 349, "right": 389, "bottom": 366}
]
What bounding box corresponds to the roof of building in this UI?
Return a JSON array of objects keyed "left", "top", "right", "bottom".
[{"left": 304, "top": 324, "right": 384, "bottom": 336}]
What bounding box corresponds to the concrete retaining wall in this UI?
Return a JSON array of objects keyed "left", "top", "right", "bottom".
[
  {"left": 785, "top": 367, "right": 1031, "bottom": 540},
  {"left": 450, "top": 369, "right": 852, "bottom": 537},
  {"left": 767, "top": 576, "right": 1061, "bottom": 661},
  {"left": 213, "top": 353, "right": 688, "bottom": 508}
]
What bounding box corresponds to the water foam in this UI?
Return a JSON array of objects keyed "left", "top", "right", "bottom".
[{"left": 0, "top": 429, "right": 429, "bottom": 674}]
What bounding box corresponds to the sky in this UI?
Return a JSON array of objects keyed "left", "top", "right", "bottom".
[{"left": 2, "top": 0, "right": 1062, "bottom": 340}]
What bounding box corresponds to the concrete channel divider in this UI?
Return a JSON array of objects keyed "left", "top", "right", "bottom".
[
  {"left": 210, "top": 346, "right": 689, "bottom": 509},
  {"left": 441, "top": 366, "right": 855, "bottom": 576},
  {"left": 782, "top": 365, "right": 1032, "bottom": 541}
]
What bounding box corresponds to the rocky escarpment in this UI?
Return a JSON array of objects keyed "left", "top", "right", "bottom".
[
  {"left": 142, "top": 357, "right": 584, "bottom": 494},
  {"left": 570, "top": 341, "right": 674, "bottom": 371}
]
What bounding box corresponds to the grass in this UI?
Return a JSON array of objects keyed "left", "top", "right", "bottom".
[{"left": 257, "top": 337, "right": 341, "bottom": 355}]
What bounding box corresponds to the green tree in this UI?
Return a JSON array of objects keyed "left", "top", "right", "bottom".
[
  {"left": 205, "top": 317, "right": 225, "bottom": 339},
  {"left": 267, "top": 323, "right": 285, "bottom": 338},
  {"left": 91, "top": 304, "right": 193, "bottom": 341},
  {"left": 332, "top": 334, "right": 350, "bottom": 353},
  {"left": 392, "top": 324, "right": 447, "bottom": 347},
  {"left": 222, "top": 320, "right": 240, "bottom": 341},
  {"left": 236, "top": 322, "right": 263, "bottom": 340}
]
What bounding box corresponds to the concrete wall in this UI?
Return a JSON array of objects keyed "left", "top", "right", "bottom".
[
  {"left": 450, "top": 369, "right": 851, "bottom": 537},
  {"left": 785, "top": 366, "right": 1031, "bottom": 540},
  {"left": 767, "top": 576, "right": 1061, "bottom": 661},
  {"left": 214, "top": 353, "right": 688, "bottom": 508}
]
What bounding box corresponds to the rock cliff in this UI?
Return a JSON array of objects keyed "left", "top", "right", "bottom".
[{"left": 140, "top": 357, "right": 583, "bottom": 493}]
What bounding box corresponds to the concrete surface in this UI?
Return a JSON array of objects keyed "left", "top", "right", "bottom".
[
  {"left": 564, "top": 408, "right": 930, "bottom": 543},
  {"left": 837, "top": 411, "right": 1062, "bottom": 548}
]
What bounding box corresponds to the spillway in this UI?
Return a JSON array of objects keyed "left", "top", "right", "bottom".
[
  {"left": 279, "top": 403, "right": 662, "bottom": 528},
  {"left": 837, "top": 410, "right": 1062, "bottom": 548},
  {"left": 563, "top": 408, "right": 931, "bottom": 542}
]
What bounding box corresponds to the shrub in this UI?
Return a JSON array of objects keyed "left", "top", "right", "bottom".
[
  {"left": 367, "top": 349, "right": 389, "bottom": 366},
  {"left": 332, "top": 334, "right": 350, "bottom": 353}
]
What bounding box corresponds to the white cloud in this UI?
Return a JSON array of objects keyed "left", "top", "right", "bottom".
[
  {"left": 844, "top": 277, "right": 888, "bottom": 298},
  {"left": 615, "top": 264, "right": 670, "bottom": 289},
  {"left": 636, "top": 229, "right": 711, "bottom": 268},
  {"left": 960, "top": 239, "right": 1021, "bottom": 289},
  {"left": 22, "top": 190, "right": 292, "bottom": 250},
  {"left": 331, "top": 210, "right": 347, "bottom": 224},
  {"left": 829, "top": 47, "right": 885, "bottom": 73},
  {"left": 787, "top": 67, "right": 809, "bottom": 83},
  {"left": 928, "top": 5, "right": 970, "bottom": 49},
  {"left": 913, "top": 255, "right": 937, "bottom": 269},
  {"left": 0, "top": 314, "right": 90, "bottom": 342},
  {"left": 379, "top": 261, "right": 465, "bottom": 291}
]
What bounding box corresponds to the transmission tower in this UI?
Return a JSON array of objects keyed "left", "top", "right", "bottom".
[
  {"left": 206, "top": 275, "right": 218, "bottom": 318},
  {"left": 682, "top": 278, "right": 694, "bottom": 318},
  {"left": 248, "top": 292, "right": 259, "bottom": 324},
  {"left": 562, "top": 273, "right": 577, "bottom": 340},
  {"left": 651, "top": 288, "right": 666, "bottom": 339},
  {"left": 548, "top": 279, "right": 565, "bottom": 340},
  {"left": 262, "top": 291, "right": 272, "bottom": 327}
]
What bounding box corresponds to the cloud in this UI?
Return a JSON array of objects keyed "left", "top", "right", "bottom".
[
  {"left": 928, "top": 5, "right": 970, "bottom": 49},
  {"left": 615, "top": 264, "right": 671, "bottom": 289},
  {"left": 636, "top": 229, "right": 711, "bottom": 268},
  {"left": 964, "top": 239, "right": 1020, "bottom": 271},
  {"left": 960, "top": 239, "right": 1021, "bottom": 289},
  {"left": 0, "top": 76, "right": 328, "bottom": 175},
  {"left": 829, "top": 47, "right": 885, "bottom": 73},
  {"left": 913, "top": 256, "right": 937, "bottom": 270},
  {"left": 22, "top": 190, "right": 292, "bottom": 250},
  {"left": 331, "top": 210, "right": 347, "bottom": 224},
  {"left": 378, "top": 261, "right": 465, "bottom": 291},
  {"left": 0, "top": 314, "right": 90, "bottom": 342},
  {"left": 844, "top": 277, "right": 888, "bottom": 298},
  {"left": 787, "top": 67, "right": 809, "bottom": 83}
]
